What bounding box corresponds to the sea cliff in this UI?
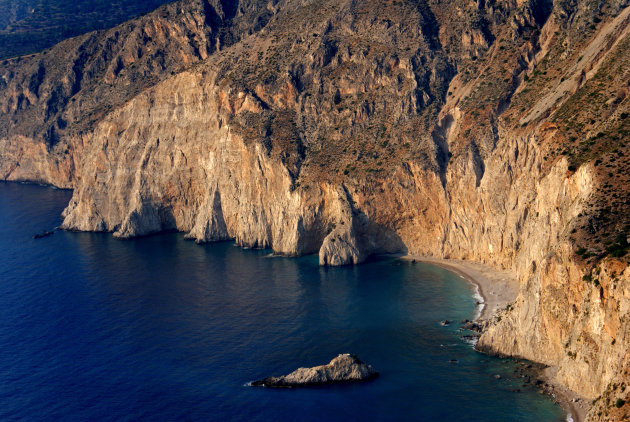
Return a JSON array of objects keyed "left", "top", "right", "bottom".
[{"left": 1, "top": 0, "right": 628, "bottom": 418}]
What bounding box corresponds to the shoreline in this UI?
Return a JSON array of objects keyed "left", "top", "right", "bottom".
[
  {"left": 398, "top": 254, "right": 588, "bottom": 422},
  {"left": 398, "top": 254, "right": 519, "bottom": 321},
  {"left": 541, "top": 366, "right": 589, "bottom": 422}
]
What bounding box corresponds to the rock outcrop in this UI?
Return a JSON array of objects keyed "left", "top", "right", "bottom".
[
  {"left": 251, "top": 354, "right": 378, "bottom": 387},
  {"left": 1, "top": 0, "right": 629, "bottom": 418},
  {"left": 0, "top": 0, "right": 276, "bottom": 188}
]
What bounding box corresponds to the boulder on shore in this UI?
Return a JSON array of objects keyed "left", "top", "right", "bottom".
[{"left": 251, "top": 354, "right": 378, "bottom": 387}]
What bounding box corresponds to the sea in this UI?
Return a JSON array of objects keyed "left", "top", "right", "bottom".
[{"left": 0, "top": 182, "right": 566, "bottom": 421}]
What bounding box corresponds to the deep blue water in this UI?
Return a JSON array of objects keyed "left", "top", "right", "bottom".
[{"left": 0, "top": 182, "right": 565, "bottom": 421}]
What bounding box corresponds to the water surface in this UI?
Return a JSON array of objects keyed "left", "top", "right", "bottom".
[{"left": 0, "top": 182, "right": 565, "bottom": 421}]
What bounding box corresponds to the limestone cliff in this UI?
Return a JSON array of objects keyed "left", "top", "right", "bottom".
[
  {"left": 0, "top": 0, "right": 277, "bottom": 187},
  {"left": 1, "top": 0, "right": 629, "bottom": 419}
]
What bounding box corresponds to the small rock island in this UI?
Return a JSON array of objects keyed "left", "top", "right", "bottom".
[{"left": 251, "top": 354, "right": 378, "bottom": 387}]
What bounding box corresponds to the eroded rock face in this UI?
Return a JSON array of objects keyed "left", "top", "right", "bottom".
[
  {"left": 0, "top": 0, "right": 276, "bottom": 188},
  {"left": 251, "top": 354, "right": 378, "bottom": 387},
  {"left": 1, "top": 0, "right": 629, "bottom": 416}
]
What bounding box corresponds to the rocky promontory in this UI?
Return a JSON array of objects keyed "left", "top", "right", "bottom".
[
  {"left": 1, "top": 0, "right": 629, "bottom": 418},
  {"left": 251, "top": 354, "right": 378, "bottom": 388}
]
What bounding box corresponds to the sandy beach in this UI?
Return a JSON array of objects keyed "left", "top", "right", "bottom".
[
  {"left": 400, "top": 254, "right": 588, "bottom": 422},
  {"left": 400, "top": 255, "right": 519, "bottom": 320}
]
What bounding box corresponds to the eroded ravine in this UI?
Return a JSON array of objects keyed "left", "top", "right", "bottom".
[{"left": 1, "top": 0, "right": 629, "bottom": 419}]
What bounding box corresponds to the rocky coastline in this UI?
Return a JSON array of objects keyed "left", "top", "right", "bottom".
[
  {"left": 412, "top": 255, "right": 589, "bottom": 422},
  {"left": 1, "top": 0, "right": 628, "bottom": 419}
]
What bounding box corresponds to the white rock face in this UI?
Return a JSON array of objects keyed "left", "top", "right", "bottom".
[
  {"left": 51, "top": 61, "right": 630, "bottom": 407},
  {"left": 0, "top": 3, "right": 624, "bottom": 410},
  {"left": 184, "top": 189, "right": 230, "bottom": 243},
  {"left": 59, "top": 70, "right": 408, "bottom": 264},
  {"left": 62, "top": 71, "right": 321, "bottom": 255}
]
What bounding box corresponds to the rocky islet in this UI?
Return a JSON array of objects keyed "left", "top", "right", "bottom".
[
  {"left": 1, "top": 0, "right": 629, "bottom": 419},
  {"left": 251, "top": 354, "right": 378, "bottom": 388}
]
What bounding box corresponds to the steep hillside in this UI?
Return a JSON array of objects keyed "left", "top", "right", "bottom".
[
  {"left": 0, "top": 0, "right": 276, "bottom": 186},
  {"left": 1, "top": 0, "right": 629, "bottom": 419},
  {"left": 0, "top": 0, "right": 176, "bottom": 59}
]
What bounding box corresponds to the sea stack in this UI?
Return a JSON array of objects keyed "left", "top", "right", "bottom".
[{"left": 252, "top": 354, "right": 378, "bottom": 387}]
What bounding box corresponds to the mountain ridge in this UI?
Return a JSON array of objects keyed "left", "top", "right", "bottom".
[
  {"left": 1, "top": 0, "right": 629, "bottom": 419},
  {"left": 0, "top": 0, "right": 180, "bottom": 59}
]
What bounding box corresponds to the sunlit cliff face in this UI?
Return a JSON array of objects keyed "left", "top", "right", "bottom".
[{"left": 0, "top": 0, "right": 629, "bottom": 417}]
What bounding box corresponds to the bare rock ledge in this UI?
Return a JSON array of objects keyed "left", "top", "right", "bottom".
[{"left": 251, "top": 354, "right": 378, "bottom": 388}]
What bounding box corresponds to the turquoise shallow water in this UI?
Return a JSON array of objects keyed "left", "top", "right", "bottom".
[{"left": 0, "top": 182, "right": 565, "bottom": 421}]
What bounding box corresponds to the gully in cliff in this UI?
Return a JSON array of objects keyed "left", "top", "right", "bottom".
[{"left": 251, "top": 354, "right": 378, "bottom": 388}]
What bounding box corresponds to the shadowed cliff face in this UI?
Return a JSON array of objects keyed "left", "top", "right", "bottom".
[{"left": 1, "top": 0, "right": 630, "bottom": 417}]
